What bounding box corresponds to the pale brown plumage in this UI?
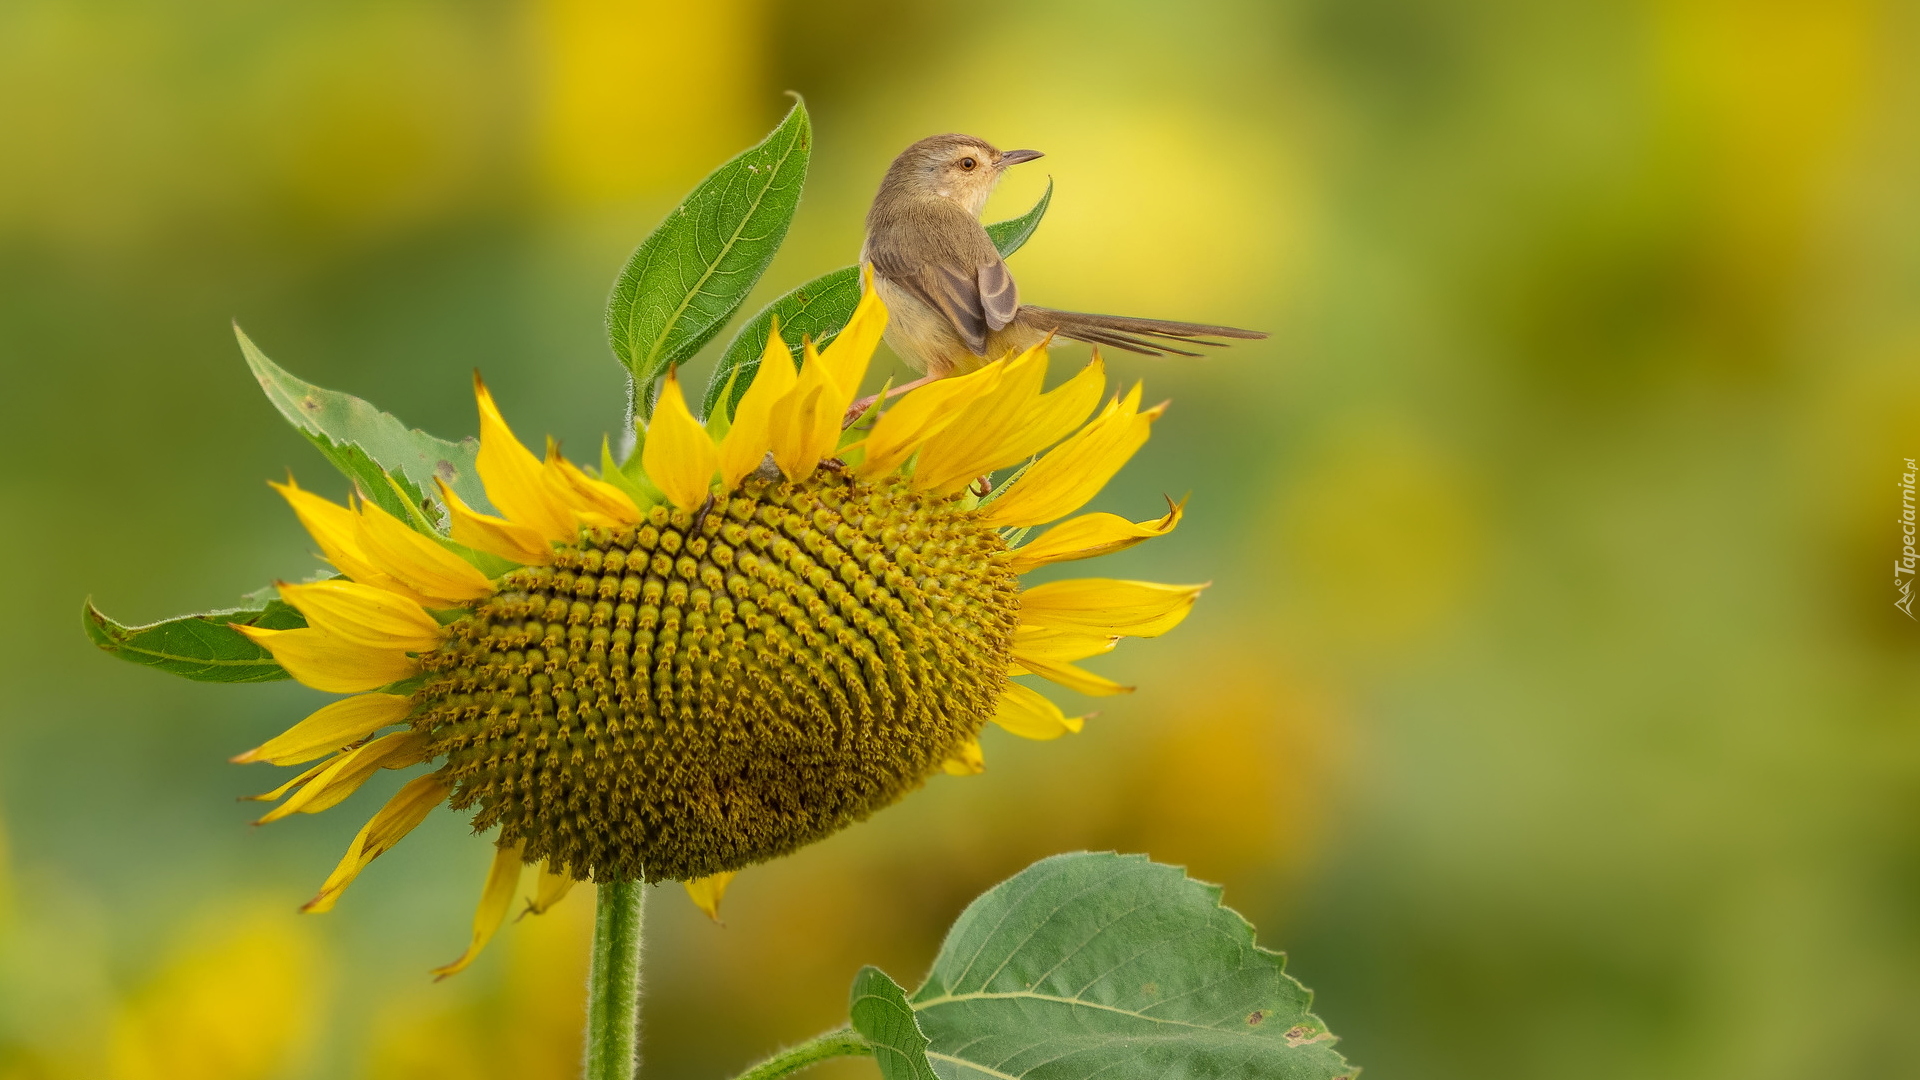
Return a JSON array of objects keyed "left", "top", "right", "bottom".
[{"left": 861, "top": 133, "right": 1266, "bottom": 378}]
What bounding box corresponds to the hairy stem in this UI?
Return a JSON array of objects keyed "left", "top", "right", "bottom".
[
  {"left": 585, "top": 880, "right": 647, "bottom": 1080},
  {"left": 729, "top": 1029, "right": 873, "bottom": 1080}
]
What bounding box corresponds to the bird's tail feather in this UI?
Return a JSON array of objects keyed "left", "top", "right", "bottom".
[{"left": 1018, "top": 306, "right": 1266, "bottom": 357}]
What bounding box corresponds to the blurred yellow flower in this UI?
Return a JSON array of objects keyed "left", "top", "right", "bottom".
[
  {"left": 232, "top": 281, "right": 1198, "bottom": 975},
  {"left": 108, "top": 907, "right": 324, "bottom": 1080}
]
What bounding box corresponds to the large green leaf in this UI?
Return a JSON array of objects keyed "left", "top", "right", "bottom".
[
  {"left": 237, "top": 326, "right": 487, "bottom": 527},
  {"left": 848, "top": 852, "right": 1353, "bottom": 1080},
  {"left": 83, "top": 596, "right": 306, "bottom": 683},
  {"left": 701, "top": 179, "right": 1055, "bottom": 418},
  {"left": 606, "top": 99, "right": 811, "bottom": 396}
]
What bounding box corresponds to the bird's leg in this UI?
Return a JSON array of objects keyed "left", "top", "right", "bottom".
[{"left": 843, "top": 373, "right": 941, "bottom": 426}]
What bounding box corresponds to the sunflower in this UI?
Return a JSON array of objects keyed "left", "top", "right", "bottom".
[{"left": 230, "top": 282, "right": 1200, "bottom": 977}]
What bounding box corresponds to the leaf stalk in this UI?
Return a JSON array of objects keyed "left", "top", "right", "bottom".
[{"left": 727, "top": 1029, "right": 874, "bottom": 1080}]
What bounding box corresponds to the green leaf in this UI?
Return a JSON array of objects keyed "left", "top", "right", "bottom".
[
  {"left": 237, "top": 326, "right": 487, "bottom": 527},
  {"left": 848, "top": 967, "right": 937, "bottom": 1080},
  {"left": 606, "top": 99, "right": 811, "bottom": 396},
  {"left": 981, "top": 176, "right": 1054, "bottom": 256},
  {"left": 864, "top": 851, "right": 1353, "bottom": 1080},
  {"left": 701, "top": 179, "right": 1056, "bottom": 419},
  {"left": 83, "top": 595, "right": 306, "bottom": 683}
]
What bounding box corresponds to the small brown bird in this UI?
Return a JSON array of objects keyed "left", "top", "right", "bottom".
[{"left": 861, "top": 132, "right": 1266, "bottom": 384}]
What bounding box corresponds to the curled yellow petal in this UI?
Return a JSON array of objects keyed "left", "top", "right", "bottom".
[
  {"left": 271, "top": 479, "right": 437, "bottom": 606},
  {"left": 912, "top": 344, "right": 1052, "bottom": 494},
  {"left": 815, "top": 268, "right": 886, "bottom": 400},
  {"left": 980, "top": 384, "right": 1161, "bottom": 529},
  {"left": 242, "top": 757, "right": 333, "bottom": 803},
  {"left": 1019, "top": 579, "right": 1206, "bottom": 639},
  {"left": 1006, "top": 498, "right": 1185, "bottom": 574},
  {"left": 719, "top": 317, "right": 800, "bottom": 490},
  {"left": 940, "top": 738, "right": 985, "bottom": 775},
  {"left": 989, "top": 682, "right": 1085, "bottom": 741},
  {"left": 1010, "top": 626, "right": 1132, "bottom": 696},
  {"left": 682, "top": 871, "right": 738, "bottom": 922},
  {"left": 768, "top": 342, "right": 845, "bottom": 481},
  {"left": 641, "top": 370, "right": 720, "bottom": 511},
  {"left": 547, "top": 453, "right": 643, "bottom": 527},
  {"left": 275, "top": 579, "right": 443, "bottom": 651},
  {"left": 1013, "top": 655, "right": 1134, "bottom": 697},
  {"left": 951, "top": 354, "right": 1104, "bottom": 485},
  {"left": 232, "top": 625, "right": 417, "bottom": 694},
  {"left": 437, "top": 477, "right": 552, "bottom": 565},
  {"left": 1011, "top": 625, "right": 1120, "bottom": 663},
  {"left": 254, "top": 731, "right": 433, "bottom": 823},
  {"left": 855, "top": 360, "right": 1007, "bottom": 479},
  {"left": 352, "top": 500, "right": 495, "bottom": 605},
  {"left": 474, "top": 373, "right": 576, "bottom": 542},
  {"left": 303, "top": 772, "right": 450, "bottom": 913},
  {"left": 232, "top": 692, "right": 413, "bottom": 766},
  {"left": 522, "top": 860, "right": 576, "bottom": 918},
  {"left": 819, "top": 268, "right": 887, "bottom": 380},
  {"left": 432, "top": 840, "right": 526, "bottom": 979}
]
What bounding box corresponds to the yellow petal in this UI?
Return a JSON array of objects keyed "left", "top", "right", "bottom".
[
  {"left": 432, "top": 840, "right": 526, "bottom": 979},
  {"left": 1019, "top": 579, "right": 1206, "bottom": 639},
  {"left": 981, "top": 385, "right": 1164, "bottom": 528},
  {"left": 271, "top": 479, "right": 438, "bottom": 606},
  {"left": 437, "top": 477, "right": 552, "bottom": 565},
  {"left": 1010, "top": 624, "right": 1121, "bottom": 663},
  {"left": 767, "top": 341, "right": 844, "bottom": 480},
  {"left": 474, "top": 373, "right": 576, "bottom": 542},
  {"left": 815, "top": 267, "right": 886, "bottom": 400},
  {"left": 641, "top": 370, "right": 721, "bottom": 511},
  {"left": 275, "top": 579, "right": 443, "bottom": 651},
  {"left": 232, "top": 625, "right": 417, "bottom": 694},
  {"left": 989, "top": 682, "right": 1085, "bottom": 740},
  {"left": 547, "top": 453, "right": 644, "bottom": 527},
  {"left": 912, "top": 343, "right": 1052, "bottom": 495},
  {"left": 856, "top": 361, "right": 1007, "bottom": 479},
  {"left": 1012, "top": 655, "right": 1134, "bottom": 697},
  {"left": 254, "top": 731, "right": 433, "bottom": 823},
  {"left": 233, "top": 693, "right": 413, "bottom": 766},
  {"left": 1009, "top": 626, "right": 1133, "bottom": 696},
  {"left": 941, "top": 353, "right": 1104, "bottom": 491},
  {"left": 682, "top": 871, "right": 737, "bottom": 922},
  {"left": 940, "top": 738, "right": 986, "bottom": 775},
  {"left": 302, "top": 772, "right": 450, "bottom": 913},
  {"left": 1006, "top": 498, "right": 1185, "bottom": 574},
  {"left": 353, "top": 499, "right": 495, "bottom": 604},
  {"left": 523, "top": 860, "right": 576, "bottom": 918},
  {"left": 719, "top": 316, "right": 800, "bottom": 490},
  {"left": 242, "top": 757, "right": 334, "bottom": 803}
]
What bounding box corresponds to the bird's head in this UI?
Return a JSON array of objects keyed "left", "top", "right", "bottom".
[{"left": 881, "top": 134, "right": 1044, "bottom": 217}]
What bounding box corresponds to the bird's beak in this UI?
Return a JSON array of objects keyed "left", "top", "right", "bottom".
[{"left": 997, "top": 149, "right": 1045, "bottom": 168}]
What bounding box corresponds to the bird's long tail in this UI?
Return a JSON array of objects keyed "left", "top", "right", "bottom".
[{"left": 1016, "top": 306, "right": 1266, "bottom": 357}]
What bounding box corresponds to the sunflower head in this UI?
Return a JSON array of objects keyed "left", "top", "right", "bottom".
[
  {"left": 232, "top": 277, "right": 1198, "bottom": 969},
  {"left": 420, "top": 470, "right": 1018, "bottom": 883}
]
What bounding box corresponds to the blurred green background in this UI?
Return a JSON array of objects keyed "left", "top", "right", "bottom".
[{"left": 4, "top": 0, "right": 1919, "bottom": 1076}]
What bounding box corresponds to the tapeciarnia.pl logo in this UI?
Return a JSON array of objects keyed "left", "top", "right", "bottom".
[{"left": 1899, "top": 457, "right": 1916, "bottom": 619}]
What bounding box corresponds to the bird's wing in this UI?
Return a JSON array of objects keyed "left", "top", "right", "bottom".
[
  {"left": 977, "top": 259, "right": 1019, "bottom": 333},
  {"left": 869, "top": 226, "right": 1017, "bottom": 357}
]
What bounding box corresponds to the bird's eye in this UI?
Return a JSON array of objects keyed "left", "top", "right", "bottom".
[{"left": 959, "top": 157, "right": 977, "bottom": 170}]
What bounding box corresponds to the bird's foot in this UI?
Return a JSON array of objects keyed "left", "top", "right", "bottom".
[{"left": 843, "top": 373, "right": 941, "bottom": 426}]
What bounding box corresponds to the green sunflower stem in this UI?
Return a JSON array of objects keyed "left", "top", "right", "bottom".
[
  {"left": 728, "top": 1029, "right": 874, "bottom": 1080},
  {"left": 585, "top": 879, "right": 647, "bottom": 1080}
]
